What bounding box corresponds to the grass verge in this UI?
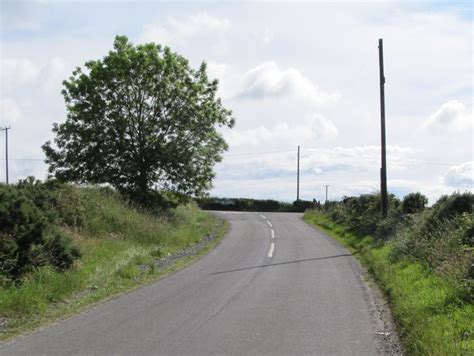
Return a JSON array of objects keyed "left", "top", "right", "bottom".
[
  {"left": 304, "top": 211, "right": 473, "bottom": 355},
  {"left": 0, "top": 187, "right": 228, "bottom": 342}
]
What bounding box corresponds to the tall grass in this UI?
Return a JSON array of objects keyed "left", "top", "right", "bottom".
[{"left": 0, "top": 186, "right": 223, "bottom": 339}]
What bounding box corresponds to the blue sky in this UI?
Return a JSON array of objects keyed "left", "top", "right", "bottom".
[{"left": 0, "top": 0, "right": 472, "bottom": 203}]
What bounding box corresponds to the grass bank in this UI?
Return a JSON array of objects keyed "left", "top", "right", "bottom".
[
  {"left": 304, "top": 211, "right": 473, "bottom": 355},
  {"left": 0, "top": 185, "right": 227, "bottom": 341}
]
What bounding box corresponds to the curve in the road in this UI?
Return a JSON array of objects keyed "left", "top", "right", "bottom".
[{"left": 1, "top": 212, "right": 396, "bottom": 355}]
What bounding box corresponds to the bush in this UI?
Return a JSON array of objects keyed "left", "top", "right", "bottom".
[
  {"left": 0, "top": 180, "right": 81, "bottom": 282},
  {"left": 402, "top": 192, "right": 428, "bottom": 214},
  {"left": 375, "top": 213, "right": 405, "bottom": 240},
  {"left": 426, "top": 192, "right": 473, "bottom": 227},
  {"left": 44, "top": 233, "right": 81, "bottom": 270},
  {"left": 319, "top": 191, "right": 473, "bottom": 282},
  {"left": 52, "top": 184, "right": 89, "bottom": 230},
  {"left": 292, "top": 199, "right": 315, "bottom": 212},
  {"left": 391, "top": 212, "right": 473, "bottom": 283},
  {"left": 0, "top": 184, "right": 49, "bottom": 279},
  {"left": 324, "top": 193, "right": 400, "bottom": 237}
]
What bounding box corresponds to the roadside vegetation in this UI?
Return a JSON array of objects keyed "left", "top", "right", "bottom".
[
  {"left": 304, "top": 191, "right": 473, "bottom": 355},
  {"left": 0, "top": 35, "right": 233, "bottom": 340},
  {"left": 0, "top": 179, "right": 225, "bottom": 340}
]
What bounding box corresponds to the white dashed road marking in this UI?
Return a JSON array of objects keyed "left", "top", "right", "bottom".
[
  {"left": 271, "top": 229, "right": 275, "bottom": 239},
  {"left": 267, "top": 243, "right": 275, "bottom": 258},
  {"left": 267, "top": 221, "right": 272, "bottom": 228}
]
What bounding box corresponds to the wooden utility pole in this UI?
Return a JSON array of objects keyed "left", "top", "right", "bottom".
[
  {"left": 378, "top": 39, "right": 388, "bottom": 217},
  {"left": 324, "top": 184, "right": 330, "bottom": 207},
  {"left": 297, "top": 145, "right": 300, "bottom": 201},
  {"left": 1, "top": 126, "right": 10, "bottom": 184}
]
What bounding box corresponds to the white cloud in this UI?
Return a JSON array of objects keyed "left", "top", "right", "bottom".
[
  {"left": 0, "top": 2, "right": 471, "bottom": 201},
  {"left": 206, "top": 61, "right": 229, "bottom": 82},
  {"left": 202, "top": 61, "right": 242, "bottom": 101},
  {"left": 138, "top": 24, "right": 171, "bottom": 45},
  {"left": 444, "top": 161, "right": 474, "bottom": 188},
  {"left": 0, "top": 98, "right": 22, "bottom": 124},
  {"left": 422, "top": 100, "right": 473, "bottom": 132},
  {"left": 138, "top": 12, "right": 230, "bottom": 46},
  {"left": 262, "top": 28, "right": 273, "bottom": 44},
  {"left": 310, "top": 145, "right": 414, "bottom": 173},
  {"left": 0, "top": 1, "right": 41, "bottom": 32},
  {"left": 225, "top": 114, "right": 338, "bottom": 149},
  {"left": 326, "top": 146, "right": 415, "bottom": 171},
  {"left": 1, "top": 58, "right": 39, "bottom": 89},
  {"left": 213, "top": 144, "right": 450, "bottom": 202},
  {"left": 169, "top": 12, "right": 230, "bottom": 36},
  {"left": 39, "top": 57, "right": 68, "bottom": 93},
  {"left": 220, "top": 145, "right": 414, "bottom": 182},
  {"left": 0, "top": 57, "right": 68, "bottom": 94},
  {"left": 236, "top": 61, "right": 340, "bottom": 106}
]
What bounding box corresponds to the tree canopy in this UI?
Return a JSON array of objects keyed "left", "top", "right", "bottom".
[{"left": 43, "top": 36, "right": 234, "bottom": 203}]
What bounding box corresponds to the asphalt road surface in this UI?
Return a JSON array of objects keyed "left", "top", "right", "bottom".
[{"left": 1, "top": 212, "right": 392, "bottom": 355}]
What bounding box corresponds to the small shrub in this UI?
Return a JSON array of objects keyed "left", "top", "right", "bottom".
[
  {"left": 117, "top": 264, "right": 140, "bottom": 279},
  {"left": 324, "top": 193, "right": 400, "bottom": 237},
  {"left": 375, "top": 214, "right": 403, "bottom": 240},
  {"left": 391, "top": 212, "right": 473, "bottom": 282},
  {"left": 53, "top": 184, "right": 89, "bottom": 230},
  {"left": 44, "top": 233, "right": 81, "bottom": 270},
  {"left": 0, "top": 184, "right": 50, "bottom": 279},
  {"left": 402, "top": 192, "right": 428, "bottom": 214},
  {"left": 0, "top": 181, "right": 81, "bottom": 282},
  {"left": 291, "top": 199, "right": 315, "bottom": 212},
  {"left": 425, "top": 192, "right": 474, "bottom": 229}
]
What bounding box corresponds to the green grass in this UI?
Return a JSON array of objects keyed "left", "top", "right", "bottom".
[
  {"left": 0, "top": 187, "right": 228, "bottom": 341},
  {"left": 304, "top": 210, "right": 473, "bottom": 355}
]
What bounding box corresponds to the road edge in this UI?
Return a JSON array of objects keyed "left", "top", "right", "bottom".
[
  {"left": 302, "top": 216, "right": 404, "bottom": 355},
  {"left": 0, "top": 215, "right": 229, "bottom": 345}
]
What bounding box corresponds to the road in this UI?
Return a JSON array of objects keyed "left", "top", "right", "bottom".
[{"left": 1, "top": 212, "right": 391, "bottom": 355}]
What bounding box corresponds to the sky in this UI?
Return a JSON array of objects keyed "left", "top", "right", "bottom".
[{"left": 0, "top": 0, "right": 472, "bottom": 204}]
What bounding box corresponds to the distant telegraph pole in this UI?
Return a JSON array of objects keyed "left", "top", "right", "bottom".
[
  {"left": 296, "top": 145, "right": 300, "bottom": 201},
  {"left": 324, "top": 184, "right": 330, "bottom": 208},
  {"left": 378, "top": 38, "right": 388, "bottom": 218},
  {"left": 0, "top": 126, "right": 10, "bottom": 184}
]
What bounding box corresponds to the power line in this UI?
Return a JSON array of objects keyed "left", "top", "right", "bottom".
[
  {"left": 0, "top": 158, "right": 44, "bottom": 161},
  {"left": 225, "top": 149, "right": 296, "bottom": 157},
  {"left": 225, "top": 149, "right": 456, "bottom": 167},
  {"left": 1, "top": 153, "right": 459, "bottom": 168}
]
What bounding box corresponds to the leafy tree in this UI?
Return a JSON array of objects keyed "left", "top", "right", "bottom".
[
  {"left": 43, "top": 35, "right": 234, "bottom": 204},
  {"left": 402, "top": 192, "right": 428, "bottom": 214}
]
